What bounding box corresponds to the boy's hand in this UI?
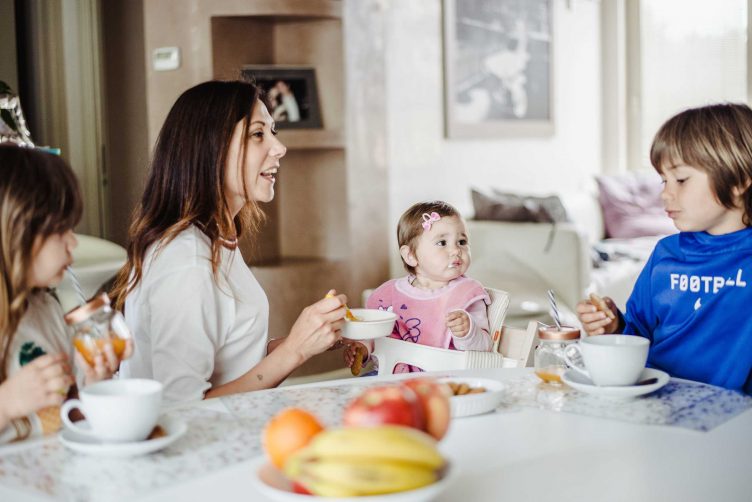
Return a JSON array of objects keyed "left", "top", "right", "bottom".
[
  {"left": 446, "top": 310, "right": 470, "bottom": 338},
  {"left": 576, "top": 295, "right": 619, "bottom": 336},
  {"left": 343, "top": 342, "right": 368, "bottom": 376}
]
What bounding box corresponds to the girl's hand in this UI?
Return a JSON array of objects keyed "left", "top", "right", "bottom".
[
  {"left": 0, "top": 353, "right": 73, "bottom": 427},
  {"left": 281, "top": 290, "right": 347, "bottom": 363},
  {"left": 76, "top": 339, "right": 134, "bottom": 386},
  {"left": 576, "top": 296, "right": 620, "bottom": 336},
  {"left": 446, "top": 310, "right": 470, "bottom": 338}
]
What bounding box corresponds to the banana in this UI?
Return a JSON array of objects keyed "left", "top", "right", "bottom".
[
  {"left": 295, "top": 475, "right": 361, "bottom": 497},
  {"left": 284, "top": 425, "right": 447, "bottom": 496},
  {"left": 291, "top": 456, "right": 438, "bottom": 495},
  {"left": 301, "top": 425, "right": 445, "bottom": 470}
]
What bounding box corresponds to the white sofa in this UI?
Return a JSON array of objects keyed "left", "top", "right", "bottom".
[{"left": 466, "top": 193, "right": 663, "bottom": 327}]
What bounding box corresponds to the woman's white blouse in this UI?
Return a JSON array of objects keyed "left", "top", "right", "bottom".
[{"left": 121, "top": 226, "right": 268, "bottom": 403}]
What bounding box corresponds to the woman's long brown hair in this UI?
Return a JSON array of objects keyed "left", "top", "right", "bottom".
[
  {"left": 0, "top": 145, "right": 82, "bottom": 382},
  {"left": 111, "top": 80, "right": 267, "bottom": 311}
]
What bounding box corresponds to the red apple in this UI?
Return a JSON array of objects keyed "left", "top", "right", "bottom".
[
  {"left": 402, "top": 378, "right": 452, "bottom": 440},
  {"left": 342, "top": 385, "right": 425, "bottom": 431}
]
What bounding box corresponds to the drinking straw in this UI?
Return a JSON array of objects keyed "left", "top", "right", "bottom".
[
  {"left": 547, "top": 289, "right": 562, "bottom": 329},
  {"left": 66, "top": 266, "right": 87, "bottom": 306}
]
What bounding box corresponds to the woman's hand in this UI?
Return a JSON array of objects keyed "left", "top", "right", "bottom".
[
  {"left": 446, "top": 310, "right": 471, "bottom": 338},
  {"left": 576, "top": 296, "right": 620, "bottom": 336},
  {"left": 280, "top": 289, "right": 347, "bottom": 364},
  {"left": 75, "top": 339, "right": 134, "bottom": 386},
  {"left": 0, "top": 353, "right": 73, "bottom": 429}
]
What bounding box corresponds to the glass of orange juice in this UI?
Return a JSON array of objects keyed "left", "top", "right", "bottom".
[
  {"left": 64, "top": 293, "right": 131, "bottom": 366},
  {"left": 534, "top": 325, "right": 580, "bottom": 385}
]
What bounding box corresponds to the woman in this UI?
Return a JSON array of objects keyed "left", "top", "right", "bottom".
[{"left": 112, "top": 80, "right": 346, "bottom": 403}]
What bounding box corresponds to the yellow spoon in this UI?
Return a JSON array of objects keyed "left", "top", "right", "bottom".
[{"left": 325, "top": 293, "right": 361, "bottom": 321}]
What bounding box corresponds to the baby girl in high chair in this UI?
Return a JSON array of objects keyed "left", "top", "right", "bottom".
[{"left": 345, "top": 201, "right": 492, "bottom": 374}]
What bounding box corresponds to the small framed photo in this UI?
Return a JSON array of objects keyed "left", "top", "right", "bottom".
[
  {"left": 241, "top": 65, "right": 322, "bottom": 129},
  {"left": 443, "top": 0, "right": 554, "bottom": 138}
]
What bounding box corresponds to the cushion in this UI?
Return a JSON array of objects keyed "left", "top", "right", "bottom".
[
  {"left": 472, "top": 189, "right": 569, "bottom": 224},
  {"left": 596, "top": 172, "right": 676, "bottom": 239}
]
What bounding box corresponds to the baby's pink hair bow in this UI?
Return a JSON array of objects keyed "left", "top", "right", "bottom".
[{"left": 421, "top": 212, "right": 441, "bottom": 231}]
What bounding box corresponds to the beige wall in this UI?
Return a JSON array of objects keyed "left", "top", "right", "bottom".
[
  {"left": 101, "top": 0, "right": 149, "bottom": 245},
  {"left": 0, "top": 0, "right": 18, "bottom": 90},
  {"left": 382, "top": 0, "right": 603, "bottom": 277}
]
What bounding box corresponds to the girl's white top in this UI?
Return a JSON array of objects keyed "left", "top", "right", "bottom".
[
  {"left": 121, "top": 225, "right": 268, "bottom": 403},
  {"left": 0, "top": 292, "right": 74, "bottom": 443}
]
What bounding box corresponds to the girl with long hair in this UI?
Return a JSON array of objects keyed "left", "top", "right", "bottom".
[{"left": 0, "top": 145, "right": 124, "bottom": 443}]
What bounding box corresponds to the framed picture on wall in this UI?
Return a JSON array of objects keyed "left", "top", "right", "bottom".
[
  {"left": 443, "top": 0, "right": 554, "bottom": 138},
  {"left": 241, "top": 65, "right": 323, "bottom": 129}
]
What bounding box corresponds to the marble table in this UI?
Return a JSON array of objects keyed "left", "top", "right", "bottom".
[{"left": 0, "top": 368, "right": 750, "bottom": 502}]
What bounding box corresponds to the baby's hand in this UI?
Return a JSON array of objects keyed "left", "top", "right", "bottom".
[
  {"left": 576, "top": 294, "right": 619, "bottom": 336},
  {"left": 76, "top": 339, "right": 134, "bottom": 386},
  {"left": 446, "top": 310, "right": 470, "bottom": 338},
  {"left": 343, "top": 342, "right": 368, "bottom": 376}
]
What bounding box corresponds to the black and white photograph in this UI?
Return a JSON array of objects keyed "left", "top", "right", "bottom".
[
  {"left": 443, "top": 0, "right": 553, "bottom": 138},
  {"left": 241, "top": 66, "right": 322, "bottom": 129}
]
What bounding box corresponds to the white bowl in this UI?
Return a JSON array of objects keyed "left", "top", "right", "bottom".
[
  {"left": 341, "top": 309, "right": 398, "bottom": 341},
  {"left": 251, "top": 456, "right": 455, "bottom": 502},
  {"left": 439, "top": 377, "right": 506, "bottom": 418}
]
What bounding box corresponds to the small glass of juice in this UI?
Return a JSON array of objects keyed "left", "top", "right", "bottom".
[
  {"left": 534, "top": 325, "right": 581, "bottom": 385},
  {"left": 65, "top": 292, "right": 131, "bottom": 366}
]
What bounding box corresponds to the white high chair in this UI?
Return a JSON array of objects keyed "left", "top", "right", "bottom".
[{"left": 370, "top": 288, "right": 538, "bottom": 376}]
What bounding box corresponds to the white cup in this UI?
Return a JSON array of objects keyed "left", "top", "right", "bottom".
[
  {"left": 564, "top": 335, "right": 649, "bottom": 386},
  {"left": 60, "top": 379, "right": 163, "bottom": 442}
]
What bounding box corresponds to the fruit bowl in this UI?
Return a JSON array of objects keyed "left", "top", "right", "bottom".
[
  {"left": 341, "top": 309, "right": 398, "bottom": 341},
  {"left": 250, "top": 456, "right": 454, "bottom": 502}
]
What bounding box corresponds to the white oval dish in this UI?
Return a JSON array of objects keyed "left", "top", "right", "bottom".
[
  {"left": 439, "top": 377, "right": 506, "bottom": 418},
  {"left": 561, "top": 367, "right": 670, "bottom": 400},
  {"left": 59, "top": 415, "right": 187, "bottom": 457}
]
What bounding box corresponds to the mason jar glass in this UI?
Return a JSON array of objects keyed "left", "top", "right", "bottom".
[
  {"left": 534, "top": 326, "right": 581, "bottom": 385},
  {"left": 64, "top": 292, "right": 131, "bottom": 366}
]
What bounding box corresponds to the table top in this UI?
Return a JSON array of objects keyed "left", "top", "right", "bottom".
[{"left": 1, "top": 367, "right": 751, "bottom": 502}]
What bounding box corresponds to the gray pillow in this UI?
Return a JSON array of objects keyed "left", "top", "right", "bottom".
[{"left": 472, "top": 189, "right": 569, "bottom": 223}]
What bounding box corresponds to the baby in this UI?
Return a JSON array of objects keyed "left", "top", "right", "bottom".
[{"left": 347, "top": 201, "right": 492, "bottom": 373}]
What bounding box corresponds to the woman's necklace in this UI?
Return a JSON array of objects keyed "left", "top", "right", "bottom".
[
  {"left": 218, "top": 235, "right": 238, "bottom": 250},
  {"left": 195, "top": 221, "right": 238, "bottom": 250}
]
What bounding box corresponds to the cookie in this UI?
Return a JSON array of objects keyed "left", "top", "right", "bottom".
[
  {"left": 350, "top": 344, "right": 366, "bottom": 376},
  {"left": 589, "top": 293, "right": 616, "bottom": 320}
]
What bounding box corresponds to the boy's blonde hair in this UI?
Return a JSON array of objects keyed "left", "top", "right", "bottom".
[
  {"left": 397, "top": 201, "right": 461, "bottom": 274},
  {"left": 650, "top": 103, "right": 752, "bottom": 226}
]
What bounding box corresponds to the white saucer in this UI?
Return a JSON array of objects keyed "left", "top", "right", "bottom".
[
  {"left": 562, "top": 367, "right": 670, "bottom": 400},
  {"left": 59, "top": 416, "right": 187, "bottom": 457},
  {"left": 249, "top": 456, "right": 454, "bottom": 502},
  {"left": 438, "top": 377, "right": 505, "bottom": 417}
]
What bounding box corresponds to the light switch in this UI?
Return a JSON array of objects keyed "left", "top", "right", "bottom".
[{"left": 152, "top": 47, "right": 181, "bottom": 71}]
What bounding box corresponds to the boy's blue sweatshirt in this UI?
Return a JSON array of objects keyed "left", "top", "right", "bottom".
[{"left": 623, "top": 227, "right": 752, "bottom": 393}]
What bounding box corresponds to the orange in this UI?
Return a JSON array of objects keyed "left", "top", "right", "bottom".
[{"left": 262, "top": 408, "right": 324, "bottom": 469}]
